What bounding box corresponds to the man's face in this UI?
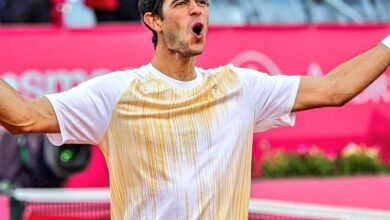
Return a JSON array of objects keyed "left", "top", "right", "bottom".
[{"left": 159, "top": 0, "right": 209, "bottom": 57}]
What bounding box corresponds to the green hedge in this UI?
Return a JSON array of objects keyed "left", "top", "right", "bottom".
[{"left": 258, "top": 143, "right": 390, "bottom": 178}]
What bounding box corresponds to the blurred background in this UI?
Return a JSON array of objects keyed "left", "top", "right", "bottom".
[{"left": 0, "top": 0, "right": 390, "bottom": 220}]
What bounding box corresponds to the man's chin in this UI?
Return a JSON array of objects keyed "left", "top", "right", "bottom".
[
  {"left": 181, "top": 47, "right": 205, "bottom": 57},
  {"left": 192, "top": 49, "right": 204, "bottom": 56},
  {"left": 183, "top": 51, "right": 203, "bottom": 58}
]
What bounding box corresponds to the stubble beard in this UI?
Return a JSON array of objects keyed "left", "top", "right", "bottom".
[{"left": 165, "top": 31, "right": 203, "bottom": 58}]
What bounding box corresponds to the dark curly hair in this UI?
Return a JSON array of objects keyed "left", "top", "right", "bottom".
[{"left": 138, "top": 0, "right": 165, "bottom": 49}]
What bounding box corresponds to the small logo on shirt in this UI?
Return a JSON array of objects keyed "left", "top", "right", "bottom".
[{"left": 212, "top": 83, "right": 221, "bottom": 97}]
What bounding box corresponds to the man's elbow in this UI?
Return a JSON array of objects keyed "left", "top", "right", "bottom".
[
  {"left": 8, "top": 127, "right": 25, "bottom": 135},
  {"left": 329, "top": 95, "right": 351, "bottom": 107}
]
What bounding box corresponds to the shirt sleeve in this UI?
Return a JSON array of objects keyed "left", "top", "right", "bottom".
[
  {"left": 45, "top": 71, "right": 130, "bottom": 146},
  {"left": 233, "top": 66, "right": 301, "bottom": 133}
]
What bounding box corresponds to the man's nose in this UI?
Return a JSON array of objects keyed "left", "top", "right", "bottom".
[{"left": 189, "top": 1, "right": 202, "bottom": 16}]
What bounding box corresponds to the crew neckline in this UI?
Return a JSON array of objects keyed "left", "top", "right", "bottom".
[{"left": 146, "top": 63, "right": 204, "bottom": 89}]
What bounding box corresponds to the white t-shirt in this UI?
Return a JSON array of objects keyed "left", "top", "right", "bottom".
[{"left": 46, "top": 64, "right": 300, "bottom": 220}]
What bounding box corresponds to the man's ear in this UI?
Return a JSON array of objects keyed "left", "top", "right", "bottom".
[{"left": 143, "top": 12, "right": 162, "bottom": 33}]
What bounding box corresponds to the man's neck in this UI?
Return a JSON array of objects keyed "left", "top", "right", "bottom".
[{"left": 151, "top": 47, "right": 197, "bottom": 82}]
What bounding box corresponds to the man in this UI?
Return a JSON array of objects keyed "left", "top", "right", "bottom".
[{"left": 0, "top": 0, "right": 389, "bottom": 219}]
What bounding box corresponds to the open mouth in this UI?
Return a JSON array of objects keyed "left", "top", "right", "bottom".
[{"left": 192, "top": 23, "right": 204, "bottom": 38}]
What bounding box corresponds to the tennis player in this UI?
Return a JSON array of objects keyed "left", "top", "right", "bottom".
[{"left": 1, "top": 0, "right": 389, "bottom": 219}]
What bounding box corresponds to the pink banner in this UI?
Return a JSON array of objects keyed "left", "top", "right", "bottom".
[
  {"left": 0, "top": 195, "right": 9, "bottom": 220},
  {"left": 1, "top": 24, "right": 389, "bottom": 186}
]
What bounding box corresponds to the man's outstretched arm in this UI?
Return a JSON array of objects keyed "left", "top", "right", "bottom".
[
  {"left": 0, "top": 80, "right": 59, "bottom": 134},
  {"left": 293, "top": 37, "right": 390, "bottom": 112}
]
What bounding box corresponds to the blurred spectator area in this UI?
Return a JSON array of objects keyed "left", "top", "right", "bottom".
[
  {"left": 55, "top": 0, "right": 140, "bottom": 27},
  {"left": 0, "top": 0, "right": 51, "bottom": 24},
  {"left": 85, "top": 0, "right": 140, "bottom": 22},
  {"left": 209, "top": 0, "right": 390, "bottom": 24},
  {"left": 0, "top": 0, "right": 390, "bottom": 26},
  {"left": 0, "top": 0, "right": 139, "bottom": 26}
]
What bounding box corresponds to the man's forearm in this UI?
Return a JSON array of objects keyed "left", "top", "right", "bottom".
[
  {"left": 0, "top": 79, "right": 32, "bottom": 134},
  {"left": 325, "top": 40, "right": 390, "bottom": 106}
]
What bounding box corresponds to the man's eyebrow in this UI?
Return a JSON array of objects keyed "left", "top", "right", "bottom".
[{"left": 170, "top": 0, "right": 188, "bottom": 5}]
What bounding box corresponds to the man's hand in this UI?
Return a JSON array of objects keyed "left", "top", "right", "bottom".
[
  {"left": 293, "top": 40, "right": 390, "bottom": 112},
  {"left": 0, "top": 80, "right": 59, "bottom": 134}
]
